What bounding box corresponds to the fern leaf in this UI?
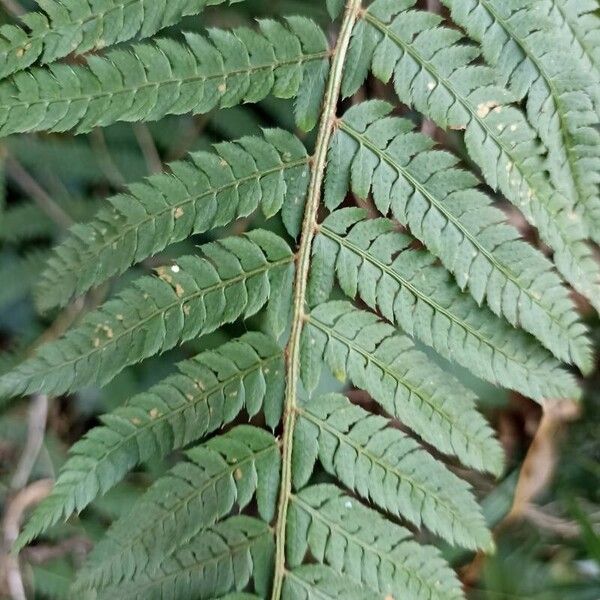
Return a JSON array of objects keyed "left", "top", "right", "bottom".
[
  {"left": 93, "top": 515, "right": 274, "bottom": 600},
  {"left": 326, "top": 100, "right": 592, "bottom": 372},
  {"left": 551, "top": 0, "right": 600, "bottom": 76},
  {"left": 75, "top": 425, "right": 280, "bottom": 592},
  {"left": 301, "top": 301, "right": 504, "bottom": 475},
  {"left": 442, "top": 0, "right": 600, "bottom": 244},
  {"left": 310, "top": 209, "right": 580, "bottom": 401},
  {"left": 0, "top": 18, "right": 329, "bottom": 136},
  {"left": 0, "top": 231, "right": 293, "bottom": 401},
  {"left": 344, "top": 0, "right": 600, "bottom": 310},
  {"left": 293, "top": 393, "right": 493, "bottom": 551},
  {"left": 288, "top": 484, "right": 464, "bottom": 600},
  {"left": 16, "top": 333, "right": 283, "bottom": 551},
  {"left": 0, "top": 0, "right": 243, "bottom": 80},
  {"left": 283, "top": 565, "right": 378, "bottom": 600},
  {"left": 0, "top": 197, "right": 94, "bottom": 244},
  {"left": 36, "top": 129, "right": 309, "bottom": 311}
]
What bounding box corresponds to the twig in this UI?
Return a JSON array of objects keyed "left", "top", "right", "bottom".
[
  {"left": 0, "top": 0, "right": 25, "bottom": 18},
  {"left": 5, "top": 156, "right": 74, "bottom": 229},
  {"left": 90, "top": 129, "right": 127, "bottom": 189},
  {"left": 2, "top": 480, "right": 53, "bottom": 600},
  {"left": 133, "top": 124, "right": 163, "bottom": 174},
  {"left": 10, "top": 395, "right": 48, "bottom": 491}
]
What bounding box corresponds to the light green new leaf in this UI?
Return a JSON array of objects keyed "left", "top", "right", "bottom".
[
  {"left": 442, "top": 0, "right": 600, "bottom": 244},
  {"left": 344, "top": 0, "right": 600, "bottom": 310}
]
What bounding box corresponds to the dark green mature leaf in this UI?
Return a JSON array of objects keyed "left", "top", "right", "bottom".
[
  {"left": 288, "top": 484, "right": 464, "bottom": 600},
  {"left": 93, "top": 516, "right": 274, "bottom": 600}
]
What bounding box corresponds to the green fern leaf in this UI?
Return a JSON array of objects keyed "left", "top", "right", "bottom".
[
  {"left": 283, "top": 565, "right": 378, "bottom": 600},
  {"left": 551, "top": 0, "right": 600, "bottom": 76},
  {"left": 0, "top": 0, "right": 243, "bottom": 80},
  {"left": 15, "top": 333, "right": 283, "bottom": 552},
  {"left": 288, "top": 484, "right": 464, "bottom": 600},
  {"left": 301, "top": 301, "right": 504, "bottom": 475},
  {"left": 93, "top": 515, "right": 274, "bottom": 600},
  {"left": 75, "top": 425, "right": 280, "bottom": 592},
  {"left": 310, "top": 208, "right": 580, "bottom": 401},
  {"left": 35, "top": 129, "right": 309, "bottom": 311},
  {"left": 344, "top": 0, "right": 600, "bottom": 310},
  {"left": 293, "top": 393, "right": 493, "bottom": 551},
  {"left": 326, "top": 100, "right": 592, "bottom": 372},
  {"left": 0, "top": 18, "right": 329, "bottom": 136},
  {"left": 442, "top": 0, "right": 600, "bottom": 244},
  {"left": 0, "top": 231, "right": 293, "bottom": 401}
]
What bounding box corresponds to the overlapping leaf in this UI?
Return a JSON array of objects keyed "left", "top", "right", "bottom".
[
  {"left": 293, "top": 394, "right": 493, "bottom": 551},
  {"left": 75, "top": 426, "right": 280, "bottom": 592},
  {"left": 344, "top": 0, "right": 600, "bottom": 310},
  {"left": 16, "top": 333, "right": 284, "bottom": 551},
  {"left": 326, "top": 100, "right": 591, "bottom": 372},
  {"left": 0, "top": 0, "right": 245, "bottom": 80},
  {"left": 0, "top": 230, "right": 293, "bottom": 401},
  {"left": 302, "top": 301, "right": 503, "bottom": 475},
  {"left": 310, "top": 209, "right": 580, "bottom": 401},
  {"left": 36, "top": 129, "right": 309, "bottom": 311}
]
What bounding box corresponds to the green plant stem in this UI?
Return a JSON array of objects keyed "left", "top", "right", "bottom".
[{"left": 270, "top": 1, "right": 361, "bottom": 598}]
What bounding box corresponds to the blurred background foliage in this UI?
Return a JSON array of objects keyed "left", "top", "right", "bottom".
[{"left": 0, "top": 1, "right": 598, "bottom": 598}]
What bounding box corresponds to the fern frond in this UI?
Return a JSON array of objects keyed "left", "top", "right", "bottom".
[
  {"left": 283, "top": 565, "right": 378, "bottom": 600},
  {"left": 551, "top": 0, "right": 600, "bottom": 76},
  {"left": 0, "top": 18, "right": 329, "bottom": 136},
  {"left": 442, "top": 0, "right": 600, "bottom": 243},
  {"left": 301, "top": 301, "right": 503, "bottom": 475},
  {"left": 293, "top": 393, "right": 492, "bottom": 551},
  {"left": 93, "top": 515, "right": 274, "bottom": 600},
  {"left": 0, "top": 0, "right": 242, "bottom": 80},
  {"left": 288, "top": 484, "right": 464, "bottom": 600},
  {"left": 326, "top": 100, "right": 591, "bottom": 372},
  {"left": 344, "top": 0, "right": 600, "bottom": 310},
  {"left": 75, "top": 425, "right": 280, "bottom": 592},
  {"left": 16, "top": 333, "right": 283, "bottom": 551},
  {"left": 1, "top": 197, "right": 95, "bottom": 243},
  {"left": 0, "top": 231, "right": 293, "bottom": 401},
  {"left": 36, "top": 129, "right": 309, "bottom": 311},
  {"left": 310, "top": 209, "right": 580, "bottom": 401}
]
